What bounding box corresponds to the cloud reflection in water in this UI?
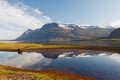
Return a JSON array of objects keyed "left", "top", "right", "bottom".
[{"left": 0, "top": 50, "right": 120, "bottom": 80}]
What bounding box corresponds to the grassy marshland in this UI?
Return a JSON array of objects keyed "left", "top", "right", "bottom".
[
  {"left": 0, "top": 43, "right": 120, "bottom": 53},
  {"left": 0, "top": 42, "right": 119, "bottom": 80}
]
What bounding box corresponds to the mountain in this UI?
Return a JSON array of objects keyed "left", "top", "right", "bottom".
[
  {"left": 108, "top": 28, "right": 120, "bottom": 38},
  {"left": 16, "top": 23, "right": 75, "bottom": 41},
  {"left": 16, "top": 22, "right": 114, "bottom": 41},
  {"left": 17, "top": 29, "right": 33, "bottom": 40}
]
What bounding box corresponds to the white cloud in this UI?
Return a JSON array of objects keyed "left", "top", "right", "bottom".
[
  {"left": 34, "top": 8, "right": 42, "bottom": 15},
  {"left": 0, "top": 29, "right": 22, "bottom": 40},
  {"left": 0, "top": 0, "right": 52, "bottom": 40},
  {"left": 0, "top": 52, "right": 52, "bottom": 69},
  {"left": 110, "top": 53, "right": 120, "bottom": 63}
]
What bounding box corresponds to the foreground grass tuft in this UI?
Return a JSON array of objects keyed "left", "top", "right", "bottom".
[{"left": 0, "top": 65, "right": 95, "bottom": 80}]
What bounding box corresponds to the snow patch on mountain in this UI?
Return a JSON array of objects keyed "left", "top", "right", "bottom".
[
  {"left": 58, "top": 23, "right": 115, "bottom": 30},
  {"left": 58, "top": 24, "right": 72, "bottom": 29}
]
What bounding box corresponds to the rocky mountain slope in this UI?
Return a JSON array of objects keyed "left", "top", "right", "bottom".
[
  {"left": 108, "top": 28, "right": 120, "bottom": 38},
  {"left": 16, "top": 23, "right": 114, "bottom": 41}
]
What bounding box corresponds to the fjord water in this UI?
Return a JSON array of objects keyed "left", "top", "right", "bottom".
[{"left": 0, "top": 50, "right": 120, "bottom": 80}]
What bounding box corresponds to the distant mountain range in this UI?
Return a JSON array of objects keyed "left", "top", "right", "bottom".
[{"left": 16, "top": 22, "right": 116, "bottom": 41}]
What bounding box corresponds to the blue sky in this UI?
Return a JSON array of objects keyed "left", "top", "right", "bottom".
[
  {"left": 0, "top": 0, "right": 120, "bottom": 40},
  {"left": 9, "top": 0, "right": 120, "bottom": 25}
]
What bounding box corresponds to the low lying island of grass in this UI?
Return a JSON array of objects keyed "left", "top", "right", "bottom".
[{"left": 0, "top": 43, "right": 120, "bottom": 53}]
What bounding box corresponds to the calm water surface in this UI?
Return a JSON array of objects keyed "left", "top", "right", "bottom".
[{"left": 0, "top": 50, "right": 120, "bottom": 80}]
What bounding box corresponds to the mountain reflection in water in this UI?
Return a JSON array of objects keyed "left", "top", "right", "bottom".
[
  {"left": 25, "top": 49, "right": 114, "bottom": 59},
  {"left": 0, "top": 49, "right": 120, "bottom": 80}
]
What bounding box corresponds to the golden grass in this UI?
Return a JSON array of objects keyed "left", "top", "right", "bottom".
[
  {"left": 0, "top": 65, "right": 95, "bottom": 80},
  {"left": 0, "top": 43, "right": 80, "bottom": 52},
  {"left": 0, "top": 43, "right": 120, "bottom": 53}
]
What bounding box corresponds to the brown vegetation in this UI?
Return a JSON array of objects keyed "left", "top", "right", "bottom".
[{"left": 0, "top": 65, "right": 95, "bottom": 80}]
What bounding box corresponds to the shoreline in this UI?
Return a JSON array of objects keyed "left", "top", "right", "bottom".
[{"left": 0, "top": 65, "right": 95, "bottom": 80}]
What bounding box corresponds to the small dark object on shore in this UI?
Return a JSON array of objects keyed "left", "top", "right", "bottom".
[{"left": 18, "top": 48, "right": 22, "bottom": 55}]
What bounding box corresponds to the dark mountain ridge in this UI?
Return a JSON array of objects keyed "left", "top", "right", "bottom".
[
  {"left": 16, "top": 22, "right": 114, "bottom": 41},
  {"left": 108, "top": 28, "right": 120, "bottom": 38}
]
